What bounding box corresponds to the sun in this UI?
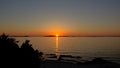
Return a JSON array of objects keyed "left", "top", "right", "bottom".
[{"left": 56, "top": 34, "right": 59, "bottom": 37}]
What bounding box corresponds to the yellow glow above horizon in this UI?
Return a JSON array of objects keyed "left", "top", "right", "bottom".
[{"left": 56, "top": 34, "right": 59, "bottom": 37}]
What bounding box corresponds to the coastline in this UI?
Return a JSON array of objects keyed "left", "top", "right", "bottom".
[
  {"left": 44, "top": 53, "right": 120, "bottom": 63},
  {"left": 41, "top": 54, "right": 120, "bottom": 68}
]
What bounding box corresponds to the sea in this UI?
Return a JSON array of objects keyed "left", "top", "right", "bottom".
[{"left": 13, "top": 37, "right": 120, "bottom": 63}]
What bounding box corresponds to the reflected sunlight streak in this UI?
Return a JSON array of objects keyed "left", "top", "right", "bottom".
[{"left": 55, "top": 34, "right": 59, "bottom": 58}]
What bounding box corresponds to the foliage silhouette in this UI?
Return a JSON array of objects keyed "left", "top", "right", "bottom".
[{"left": 0, "top": 33, "right": 43, "bottom": 68}]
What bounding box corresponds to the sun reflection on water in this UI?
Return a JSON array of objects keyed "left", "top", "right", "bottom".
[{"left": 55, "top": 34, "right": 59, "bottom": 58}]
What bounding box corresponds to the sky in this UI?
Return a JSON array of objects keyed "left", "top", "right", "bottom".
[{"left": 0, "top": 0, "right": 120, "bottom": 36}]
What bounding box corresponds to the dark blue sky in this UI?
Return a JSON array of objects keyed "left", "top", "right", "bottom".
[{"left": 0, "top": 0, "right": 120, "bottom": 36}]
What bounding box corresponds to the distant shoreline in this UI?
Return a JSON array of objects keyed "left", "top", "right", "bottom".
[{"left": 11, "top": 36, "right": 120, "bottom": 37}]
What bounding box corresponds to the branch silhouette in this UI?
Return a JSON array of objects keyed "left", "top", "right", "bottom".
[{"left": 0, "top": 33, "right": 43, "bottom": 68}]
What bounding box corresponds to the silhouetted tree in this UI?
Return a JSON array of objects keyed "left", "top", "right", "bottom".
[
  {"left": 0, "top": 33, "right": 43, "bottom": 68},
  {"left": 20, "top": 40, "right": 43, "bottom": 68}
]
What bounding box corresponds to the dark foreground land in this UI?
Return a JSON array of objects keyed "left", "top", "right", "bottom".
[
  {"left": 41, "top": 56, "right": 120, "bottom": 68},
  {"left": 0, "top": 34, "right": 120, "bottom": 68}
]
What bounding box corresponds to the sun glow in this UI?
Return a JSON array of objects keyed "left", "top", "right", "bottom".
[{"left": 56, "top": 34, "right": 59, "bottom": 37}]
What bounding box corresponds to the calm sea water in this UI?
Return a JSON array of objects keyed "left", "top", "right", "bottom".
[{"left": 13, "top": 37, "right": 120, "bottom": 63}]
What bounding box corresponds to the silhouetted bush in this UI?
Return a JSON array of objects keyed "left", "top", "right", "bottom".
[{"left": 0, "top": 33, "right": 43, "bottom": 68}]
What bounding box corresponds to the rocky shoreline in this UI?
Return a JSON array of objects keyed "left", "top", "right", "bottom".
[{"left": 41, "top": 54, "right": 120, "bottom": 68}]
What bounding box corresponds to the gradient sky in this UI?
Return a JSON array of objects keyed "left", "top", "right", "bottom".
[{"left": 0, "top": 0, "right": 120, "bottom": 36}]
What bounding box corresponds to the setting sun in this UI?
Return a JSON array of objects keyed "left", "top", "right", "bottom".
[{"left": 56, "top": 34, "right": 59, "bottom": 37}]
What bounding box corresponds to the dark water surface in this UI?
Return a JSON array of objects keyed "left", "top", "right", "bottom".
[{"left": 14, "top": 37, "right": 120, "bottom": 63}]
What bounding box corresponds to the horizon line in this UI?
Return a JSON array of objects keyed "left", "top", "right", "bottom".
[{"left": 10, "top": 36, "right": 120, "bottom": 37}]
